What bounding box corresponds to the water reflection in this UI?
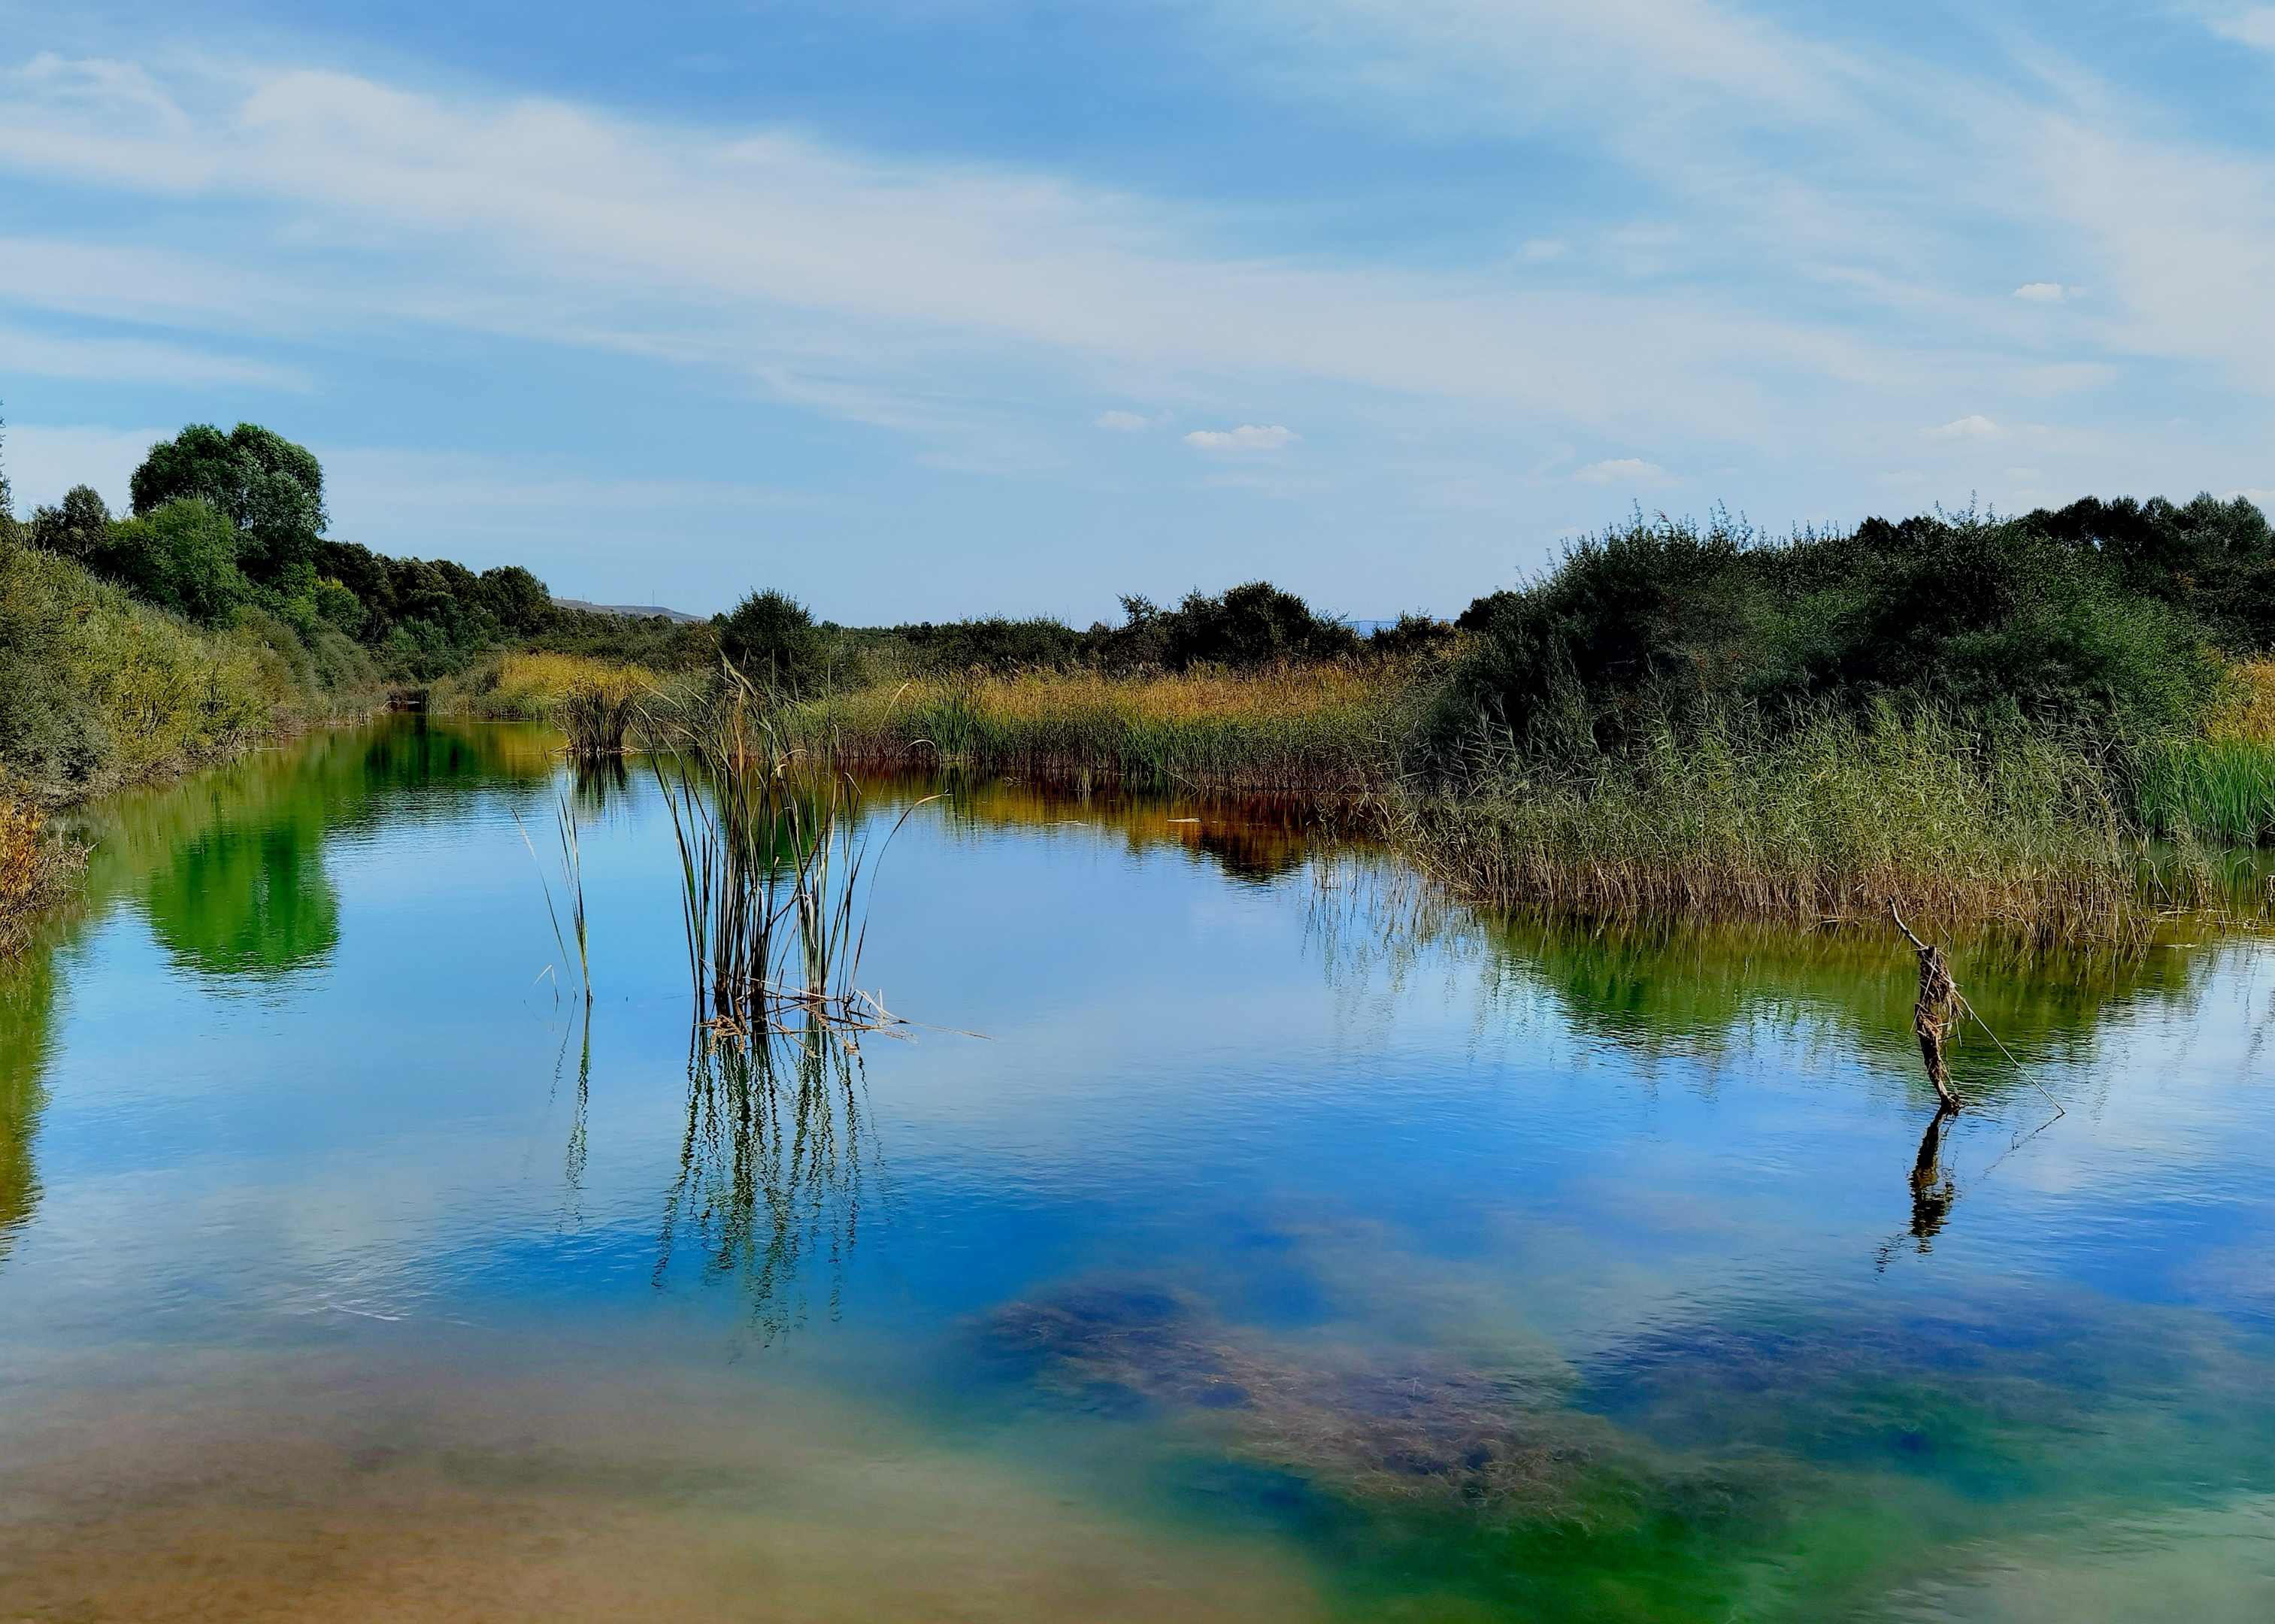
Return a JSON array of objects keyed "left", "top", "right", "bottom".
[
  {"left": 1906, "top": 1104, "right": 1960, "bottom": 1250},
  {"left": 0, "top": 948, "right": 54, "bottom": 1266},
  {"left": 865, "top": 771, "right": 1328, "bottom": 887},
  {"left": 144, "top": 814, "right": 340, "bottom": 980},
  {"left": 654, "top": 1026, "right": 883, "bottom": 1341}
]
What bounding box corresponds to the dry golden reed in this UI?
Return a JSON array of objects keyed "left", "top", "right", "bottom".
[{"left": 791, "top": 661, "right": 1424, "bottom": 794}]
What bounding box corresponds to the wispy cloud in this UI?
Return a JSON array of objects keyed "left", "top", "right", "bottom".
[
  {"left": 2013, "top": 283, "right": 2067, "bottom": 304},
  {"left": 1184, "top": 424, "right": 1300, "bottom": 450},
  {"left": 1930, "top": 414, "right": 2002, "bottom": 439},
  {"left": 1095, "top": 410, "right": 1152, "bottom": 430},
  {"left": 1574, "top": 457, "right": 1671, "bottom": 484}
]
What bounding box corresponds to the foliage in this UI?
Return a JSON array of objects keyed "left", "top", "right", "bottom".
[
  {"left": 886, "top": 615, "right": 1088, "bottom": 674},
  {"left": 25, "top": 486, "right": 113, "bottom": 562},
  {"left": 527, "top": 607, "right": 719, "bottom": 668},
  {"left": 0, "top": 530, "right": 377, "bottom": 802},
  {"left": 718, "top": 589, "right": 827, "bottom": 692},
  {"left": 131, "top": 423, "right": 328, "bottom": 593},
  {"left": 1092, "top": 580, "right": 1362, "bottom": 671},
  {"left": 1429, "top": 504, "right": 2231, "bottom": 774},
  {"left": 311, "top": 539, "right": 554, "bottom": 679},
  {"left": 86, "top": 498, "right": 250, "bottom": 624}
]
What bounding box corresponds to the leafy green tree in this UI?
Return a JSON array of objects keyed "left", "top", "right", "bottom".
[
  {"left": 92, "top": 499, "right": 249, "bottom": 624},
  {"left": 130, "top": 423, "right": 327, "bottom": 590},
  {"left": 26, "top": 486, "right": 114, "bottom": 561},
  {"left": 718, "top": 589, "right": 825, "bottom": 691}
]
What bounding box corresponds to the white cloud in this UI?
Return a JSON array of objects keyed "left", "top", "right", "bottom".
[
  {"left": 0, "top": 422, "right": 171, "bottom": 511},
  {"left": 2013, "top": 282, "right": 2067, "bottom": 304},
  {"left": 1095, "top": 410, "right": 1151, "bottom": 430},
  {"left": 0, "top": 320, "right": 304, "bottom": 389},
  {"left": 2007, "top": 466, "right": 2042, "bottom": 478},
  {"left": 2201, "top": 7, "right": 2275, "bottom": 50},
  {"left": 1931, "top": 414, "right": 2001, "bottom": 438},
  {"left": 1184, "top": 424, "right": 1300, "bottom": 450},
  {"left": 1574, "top": 456, "right": 1670, "bottom": 484}
]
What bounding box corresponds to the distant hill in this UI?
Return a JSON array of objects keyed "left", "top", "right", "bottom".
[{"left": 550, "top": 596, "right": 706, "bottom": 626}]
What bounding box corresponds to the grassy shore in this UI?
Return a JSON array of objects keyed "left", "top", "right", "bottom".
[
  {"left": 0, "top": 535, "right": 389, "bottom": 952},
  {"left": 1395, "top": 709, "right": 2161, "bottom": 938},
  {"left": 787, "top": 661, "right": 1430, "bottom": 793}
]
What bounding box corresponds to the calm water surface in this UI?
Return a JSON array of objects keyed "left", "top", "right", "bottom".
[{"left": 3, "top": 717, "right": 2274, "bottom": 1620}]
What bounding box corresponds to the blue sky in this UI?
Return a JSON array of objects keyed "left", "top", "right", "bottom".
[{"left": 5, "top": 2, "right": 2275, "bottom": 621}]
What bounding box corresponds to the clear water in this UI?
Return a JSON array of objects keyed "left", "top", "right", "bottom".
[{"left": 4, "top": 716, "right": 2275, "bottom": 1620}]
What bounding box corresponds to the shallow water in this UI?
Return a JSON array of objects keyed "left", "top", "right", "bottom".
[{"left": 4, "top": 717, "right": 2275, "bottom": 1620}]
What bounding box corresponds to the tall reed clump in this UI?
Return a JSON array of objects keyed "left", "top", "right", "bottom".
[
  {"left": 556, "top": 669, "right": 647, "bottom": 758},
  {"left": 789, "top": 660, "right": 1427, "bottom": 795},
  {"left": 650, "top": 674, "right": 926, "bottom": 1037},
  {"left": 0, "top": 795, "right": 86, "bottom": 955},
  {"left": 1400, "top": 705, "right": 2148, "bottom": 938},
  {"left": 2126, "top": 659, "right": 2275, "bottom": 843}
]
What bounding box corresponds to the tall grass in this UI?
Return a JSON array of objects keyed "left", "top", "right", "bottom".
[
  {"left": 432, "top": 650, "right": 685, "bottom": 756},
  {"left": 1400, "top": 706, "right": 2154, "bottom": 938},
  {"left": 1, "top": 533, "right": 380, "bottom": 803},
  {"left": 790, "top": 659, "right": 1426, "bottom": 793},
  {"left": 650, "top": 676, "right": 928, "bottom": 1036}
]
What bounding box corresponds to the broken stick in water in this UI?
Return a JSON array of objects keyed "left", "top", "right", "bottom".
[{"left": 1889, "top": 898, "right": 1965, "bottom": 1111}]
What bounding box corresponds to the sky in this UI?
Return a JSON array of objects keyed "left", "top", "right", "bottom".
[{"left": 4, "top": 2, "right": 2275, "bottom": 622}]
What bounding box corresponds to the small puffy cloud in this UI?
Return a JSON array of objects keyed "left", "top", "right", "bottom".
[
  {"left": 1574, "top": 456, "right": 1669, "bottom": 484},
  {"left": 1095, "top": 410, "right": 1151, "bottom": 431},
  {"left": 2013, "top": 283, "right": 2067, "bottom": 304},
  {"left": 2007, "top": 466, "right": 2041, "bottom": 479},
  {"left": 1931, "top": 414, "right": 2001, "bottom": 438},
  {"left": 1184, "top": 424, "right": 1298, "bottom": 450}
]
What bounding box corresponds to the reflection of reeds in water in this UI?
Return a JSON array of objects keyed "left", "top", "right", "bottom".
[
  {"left": 656, "top": 1027, "right": 880, "bottom": 1340},
  {"left": 652, "top": 675, "right": 932, "bottom": 1038},
  {"left": 514, "top": 788, "right": 592, "bottom": 1004}
]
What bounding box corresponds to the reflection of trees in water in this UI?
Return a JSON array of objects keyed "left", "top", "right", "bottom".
[
  {"left": 144, "top": 815, "right": 340, "bottom": 980},
  {"left": 859, "top": 768, "right": 1330, "bottom": 887},
  {"left": 654, "top": 1027, "right": 883, "bottom": 1341},
  {"left": 0, "top": 947, "right": 57, "bottom": 1269}
]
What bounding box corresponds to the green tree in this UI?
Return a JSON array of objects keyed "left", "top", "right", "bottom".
[
  {"left": 92, "top": 498, "right": 250, "bottom": 624},
  {"left": 131, "top": 423, "right": 328, "bottom": 592},
  {"left": 718, "top": 589, "right": 825, "bottom": 692},
  {"left": 26, "top": 486, "right": 114, "bottom": 562}
]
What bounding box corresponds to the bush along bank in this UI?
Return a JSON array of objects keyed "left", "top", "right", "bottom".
[{"left": 1406, "top": 498, "right": 2275, "bottom": 934}]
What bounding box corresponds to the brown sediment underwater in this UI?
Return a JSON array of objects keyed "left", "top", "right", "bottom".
[{"left": 0, "top": 1346, "right": 1329, "bottom": 1624}]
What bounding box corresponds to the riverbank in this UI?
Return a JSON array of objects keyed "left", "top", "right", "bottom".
[{"left": 0, "top": 535, "right": 387, "bottom": 951}]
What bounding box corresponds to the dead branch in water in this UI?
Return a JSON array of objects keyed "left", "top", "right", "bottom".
[{"left": 1890, "top": 898, "right": 1965, "bottom": 1110}]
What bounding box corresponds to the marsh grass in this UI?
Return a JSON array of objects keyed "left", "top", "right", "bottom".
[
  {"left": 650, "top": 674, "right": 932, "bottom": 1038},
  {"left": 434, "top": 650, "right": 701, "bottom": 751},
  {"left": 1400, "top": 707, "right": 2158, "bottom": 938},
  {"left": 791, "top": 661, "right": 1428, "bottom": 794}
]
